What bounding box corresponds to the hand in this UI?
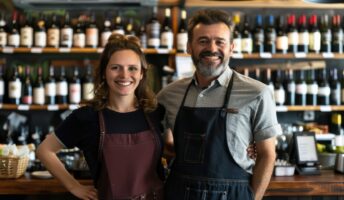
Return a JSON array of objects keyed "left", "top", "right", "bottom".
[
  {"left": 70, "top": 184, "right": 98, "bottom": 200},
  {"left": 247, "top": 143, "right": 257, "bottom": 160}
]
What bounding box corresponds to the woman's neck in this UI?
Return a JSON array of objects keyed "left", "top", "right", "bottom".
[{"left": 107, "top": 96, "right": 138, "bottom": 113}]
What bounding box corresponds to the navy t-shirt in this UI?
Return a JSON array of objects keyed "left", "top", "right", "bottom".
[{"left": 55, "top": 105, "right": 165, "bottom": 182}]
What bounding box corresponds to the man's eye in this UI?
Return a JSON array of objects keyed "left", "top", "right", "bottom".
[{"left": 199, "top": 40, "right": 209, "bottom": 45}]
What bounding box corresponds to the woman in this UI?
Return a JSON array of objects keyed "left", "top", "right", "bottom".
[{"left": 36, "top": 34, "right": 165, "bottom": 200}]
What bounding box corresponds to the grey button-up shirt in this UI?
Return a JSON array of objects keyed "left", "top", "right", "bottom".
[{"left": 157, "top": 67, "right": 282, "bottom": 173}]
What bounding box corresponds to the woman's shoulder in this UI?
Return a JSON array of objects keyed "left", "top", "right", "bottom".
[{"left": 72, "top": 105, "right": 99, "bottom": 121}]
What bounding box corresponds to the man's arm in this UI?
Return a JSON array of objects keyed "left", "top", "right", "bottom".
[{"left": 251, "top": 136, "right": 276, "bottom": 200}]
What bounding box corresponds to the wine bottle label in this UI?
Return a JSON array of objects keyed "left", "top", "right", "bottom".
[
  {"left": 82, "top": 83, "right": 94, "bottom": 100},
  {"left": 317, "top": 86, "right": 331, "bottom": 96},
  {"left": 34, "top": 32, "right": 47, "bottom": 47},
  {"left": 298, "top": 32, "right": 309, "bottom": 45},
  {"left": 8, "top": 34, "right": 20, "bottom": 47},
  {"left": 56, "top": 81, "right": 68, "bottom": 95},
  {"left": 9, "top": 80, "right": 22, "bottom": 98},
  {"left": 0, "top": 32, "right": 7, "bottom": 46},
  {"left": 341, "top": 88, "right": 344, "bottom": 103},
  {"left": 287, "top": 32, "right": 298, "bottom": 45},
  {"left": 177, "top": 32, "right": 188, "bottom": 52},
  {"left": 86, "top": 28, "right": 99, "bottom": 47},
  {"left": 69, "top": 83, "right": 81, "bottom": 103},
  {"left": 306, "top": 83, "right": 318, "bottom": 94},
  {"left": 266, "top": 32, "right": 277, "bottom": 44},
  {"left": 333, "top": 31, "right": 343, "bottom": 43},
  {"left": 241, "top": 38, "right": 253, "bottom": 53},
  {"left": 233, "top": 38, "right": 242, "bottom": 53},
  {"left": 147, "top": 22, "right": 161, "bottom": 48},
  {"left": 47, "top": 28, "right": 60, "bottom": 47},
  {"left": 161, "top": 31, "right": 173, "bottom": 49},
  {"left": 73, "top": 33, "right": 85, "bottom": 48},
  {"left": 148, "top": 38, "right": 160, "bottom": 48},
  {"left": 276, "top": 36, "right": 288, "bottom": 50},
  {"left": 22, "top": 96, "right": 32, "bottom": 104},
  {"left": 61, "top": 28, "right": 73, "bottom": 47},
  {"left": 0, "top": 80, "right": 4, "bottom": 95},
  {"left": 45, "top": 82, "right": 56, "bottom": 96},
  {"left": 33, "top": 87, "right": 45, "bottom": 105},
  {"left": 274, "top": 88, "right": 286, "bottom": 105},
  {"left": 288, "top": 82, "right": 296, "bottom": 92},
  {"left": 296, "top": 83, "right": 307, "bottom": 94},
  {"left": 254, "top": 32, "right": 264, "bottom": 44},
  {"left": 321, "top": 31, "right": 331, "bottom": 44},
  {"left": 101, "top": 31, "right": 112, "bottom": 47},
  {"left": 309, "top": 31, "right": 321, "bottom": 51},
  {"left": 20, "top": 27, "right": 33, "bottom": 47}
]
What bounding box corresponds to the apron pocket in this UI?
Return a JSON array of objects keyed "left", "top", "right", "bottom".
[
  {"left": 183, "top": 132, "right": 206, "bottom": 164},
  {"left": 184, "top": 186, "right": 229, "bottom": 200}
]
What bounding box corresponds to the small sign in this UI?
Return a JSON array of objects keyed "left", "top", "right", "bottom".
[
  {"left": 59, "top": 48, "right": 71, "bottom": 53},
  {"left": 232, "top": 53, "right": 244, "bottom": 59},
  {"left": 31, "top": 48, "right": 43, "bottom": 53},
  {"left": 259, "top": 52, "right": 272, "bottom": 58},
  {"left": 2, "top": 47, "right": 14, "bottom": 54},
  {"left": 294, "top": 52, "right": 307, "bottom": 58},
  {"left": 68, "top": 104, "right": 79, "bottom": 110},
  {"left": 319, "top": 106, "right": 332, "bottom": 112},
  {"left": 276, "top": 106, "right": 288, "bottom": 112},
  {"left": 47, "top": 105, "right": 59, "bottom": 111},
  {"left": 18, "top": 104, "right": 30, "bottom": 110},
  {"left": 322, "top": 52, "right": 334, "bottom": 58}
]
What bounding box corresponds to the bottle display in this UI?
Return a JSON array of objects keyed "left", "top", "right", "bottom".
[
  {"left": 287, "top": 14, "right": 298, "bottom": 53},
  {"left": 317, "top": 68, "right": 330, "bottom": 105},
  {"left": 60, "top": 12, "right": 73, "bottom": 48},
  {"left": 320, "top": 14, "right": 332, "bottom": 53},
  {"left": 0, "top": 65, "right": 4, "bottom": 103},
  {"left": 265, "top": 15, "right": 276, "bottom": 54},
  {"left": 241, "top": 15, "right": 253, "bottom": 54},
  {"left": 146, "top": 6, "right": 161, "bottom": 49},
  {"left": 20, "top": 14, "right": 33, "bottom": 48},
  {"left": 21, "top": 66, "right": 32, "bottom": 105},
  {"left": 332, "top": 15, "right": 343, "bottom": 53},
  {"left": 82, "top": 66, "right": 94, "bottom": 101},
  {"left": 8, "top": 11, "right": 20, "bottom": 47},
  {"left": 297, "top": 14, "right": 309, "bottom": 54},
  {"left": 34, "top": 13, "right": 47, "bottom": 48},
  {"left": 69, "top": 67, "right": 81, "bottom": 104},
  {"left": 101, "top": 14, "right": 112, "bottom": 47},
  {"left": 160, "top": 8, "right": 173, "bottom": 49},
  {"left": 56, "top": 66, "right": 68, "bottom": 104},
  {"left": 8, "top": 67, "right": 22, "bottom": 105},
  {"left": 45, "top": 65, "right": 56, "bottom": 105},
  {"left": 306, "top": 69, "right": 318, "bottom": 106},
  {"left": 276, "top": 15, "right": 288, "bottom": 54},
  {"left": 0, "top": 13, "right": 7, "bottom": 47},
  {"left": 177, "top": 9, "right": 188, "bottom": 53},
  {"left": 86, "top": 13, "right": 99, "bottom": 48},
  {"left": 295, "top": 70, "right": 307, "bottom": 105},
  {"left": 253, "top": 15, "right": 264, "bottom": 53},
  {"left": 309, "top": 14, "right": 321, "bottom": 53},
  {"left": 47, "top": 14, "right": 60, "bottom": 48},
  {"left": 33, "top": 66, "right": 45, "bottom": 105}
]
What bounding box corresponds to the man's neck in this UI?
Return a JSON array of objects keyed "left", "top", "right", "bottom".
[{"left": 195, "top": 73, "right": 218, "bottom": 89}]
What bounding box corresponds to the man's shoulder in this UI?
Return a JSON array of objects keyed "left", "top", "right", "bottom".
[
  {"left": 157, "top": 77, "right": 192, "bottom": 99},
  {"left": 233, "top": 71, "right": 269, "bottom": 93}
]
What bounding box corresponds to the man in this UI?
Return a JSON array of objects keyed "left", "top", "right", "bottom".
[{"left": 157, "top": 9, "right": 281, "bottom": 200}]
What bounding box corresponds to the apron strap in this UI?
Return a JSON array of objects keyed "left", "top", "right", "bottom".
[{"left": 98, "top": 111, "right": 106, "bottom": 163}]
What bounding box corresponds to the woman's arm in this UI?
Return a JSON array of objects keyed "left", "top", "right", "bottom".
[{"left": 36, "top": 134, "right": 98, "bottom": 200}]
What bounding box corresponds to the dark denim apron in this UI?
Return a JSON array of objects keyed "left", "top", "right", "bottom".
[{"left": 165, "top": 73, "right": 254, "bottom": 200}]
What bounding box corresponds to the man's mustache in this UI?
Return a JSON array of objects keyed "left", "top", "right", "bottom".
[{"left": 199, "top": 51, "right": 223, "bottom": 59}]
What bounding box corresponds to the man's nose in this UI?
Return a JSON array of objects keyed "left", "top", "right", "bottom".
[{"left": 208, "top": 40, "right": 218, "bottom": 52}]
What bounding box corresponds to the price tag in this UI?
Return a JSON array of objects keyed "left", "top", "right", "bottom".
[
  {"left": 47, "top": 105, "right": 59, "bottom": 111},
  {"left": 232, "top": 53, "right": 243, "bottom": 59},
  {"left": 30, "top": 48, "right": 43, "bottom": 53},
  {"left": 0, "top": 104, "right": 2, "bottom": 109},
  {"left": 59, "top": 48, "right": 71, "bottom": 53},
  {"left": 69, "top": 104, "right": 79, "bottom": 110},
  {"left": 294, "top": 52, "right": 307, "bottom": 58},
  {"left": 276, "top": 106, "right": 288, "bottom": 112},
  {"left": 322, "top": 52, "right": 334, "bottom": 58},
  {"left": 319, "top": 106, "right": 332, "bottom": 112},
  {"left": 2, "top": 47, "right": 14, "bottom": 54},
  {"left": 156, "top": 48, "right": 169, "bottom": 54},
  {"left": 259, "top": 52, "right": 272, "bottom": 58},
  {"left": 18, "top": 104, "right": 30, "bottom": 110},
  {"left": 97, "top": 48, "right": 104, "bottom": 53}
]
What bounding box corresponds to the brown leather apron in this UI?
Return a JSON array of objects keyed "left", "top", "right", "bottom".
[{"left": 97, "top": 110, "right": 164, "bottom": 200}]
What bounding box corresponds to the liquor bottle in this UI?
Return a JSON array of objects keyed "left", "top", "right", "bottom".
[
  {"left": 47, "top": 14, "right": 60, "bottom": 48},
  {"left": 60, "top": 12, "right": 73, "bottom": 48},
  {"left": 297, "top": 14, "right": 309, "bottom": 53},
  {"left": 284, "top": 69, "right": 295, "bottom": 105},
  {"left": 82, "top": 66, "right": 94, "bottom": 101},
  {"left": 306, "top": 69, "right": 318, "bottom": 105},
  {"left": 330, "top": 68, "right": 341, "bottom": 105},
  {"left": 112, "top": 15, "right": 125, "bottom": 35},
  {"left": 332, "top": 15, "right": 343, "bottom": 53},
  {"left": 21, "top": 66, "right": 32, "bottom": 105},
  {"left": 125, "top": 18, "right": 136, "bottom": 36},
  {"left": 69, "top": 67, "right": 81, "bottom": 104},
  {"left": 8, "top": 11, "right": 20, "bottom": 48},
  {"left": 33, "top": 66, "right": 45, "bottom": 105},
  {"left": 0, "top": 65, "right": 4, "bottom": 103},
  {"left": 146, "top": 6, "right": 161, "bottom": 49},
  {"left": 20, "top": 14, "right": 33, "bottom": 48},
  {"left": 0, "top": 13, "right": 7, "bottom": 47},
  {"left": 252, "top": 68, "right": 261, "bottom": 81},
  {"left": 295, "top": 70, "right": 307, "bottom": 105},
  {"left": 101, "top": 14, "right": 112, "bottom": 47},
  {"left": 309, "top": 15, "right": 321, "bottom": 53},
  {"left": 287, "top": 14, "right": 298, "bottom": 53},
  {"left": 241, "top": 15, "right": 253, "bottom": 54},
  {"left": 86, "top": 13, "right": 99, "bottom": 48},
  {"left": 276, "top": 15, "right": 288, "bottom": 54},
  {"left": 274, "top": 69, "right": 286, "bottom": 105},
  {"left": 253, "top": 15, "right": 264, "bottom": 53},
  {"left": 331, "top": 113, "right": 342, "bottom": 135},
  {"left": 45, "top": 65, "right": 56, "bottom": 105},
  {"left": 56, "top": 66, "right": 68, "bottom": 104},
  {"left": 73, "top": 16, "right": 86, "bottom": 48},
  {"left": 265, "top": 15, "right": 276, "bottom": 54},
  {"left": 177, "top": 9, "right": 188, "bottom": 53},
  {"left": 8, "top": 66, "right": 22, "bottom": 105},
  {"left": 138, "top": 21, "right": 147, "bottom": 49},
  {"left": 317, "top": 68, "right": 330, "bottom": 105},
  {"left": 341, "top": 69, "right": 344, "bottom": 105},
  {"left": 320, "top": 14, "right": 332, "bottom": 53},
  {"left": 262, "top": 68, "right": 274, "bottom": 92},
  {"left": 160, "top": 8, "right": 173, "bottom": 49},
  {"left": 232, "top": 14, "right": 242, "bottom": 54},
  {"left": 34, "top": 13, "right": 47, "bottom": 48}
]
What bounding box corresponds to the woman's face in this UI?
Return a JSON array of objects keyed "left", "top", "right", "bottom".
[{"left": 105, "top": 49, "right": 143, "bottom": 98}]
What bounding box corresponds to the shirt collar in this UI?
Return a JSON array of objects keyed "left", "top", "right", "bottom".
[{"left": 192, "top": 67, "right": 233, "bottom": 88}]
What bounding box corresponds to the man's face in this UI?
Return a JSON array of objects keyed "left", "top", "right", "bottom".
[{"left": 188, "top": 23, "right": 233, "bottom": 78}]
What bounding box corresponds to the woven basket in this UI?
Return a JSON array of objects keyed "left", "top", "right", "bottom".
[{"left": 0, "top": 156, "right": 29, "bottom": 179}]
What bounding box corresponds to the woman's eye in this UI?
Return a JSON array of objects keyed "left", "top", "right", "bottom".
[{"left": 128, "top": 66, "right": 138, "bottom": 72}]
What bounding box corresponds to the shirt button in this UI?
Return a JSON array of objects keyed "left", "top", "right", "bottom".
[{"left": 199, "top": 94, "right": 204, "bottom": 97}]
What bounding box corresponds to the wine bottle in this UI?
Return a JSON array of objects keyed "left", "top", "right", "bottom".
[
  {"left": 297, "top": 14, "right": 309, "bottom": 54},
  {"left": 8, "top": 11, "right": 20, "bottom": 48},
  {"left": 287, "top": 14, "right": 298, "bottom": 53},
  {"left": 306, "top": 69, "right": 318, "bottom": 106},
  {"left": 138, "top": 21, "right": 147, "bottom": 49},
  {"left": 8, "top": 66, "right": 22, "bottom": 105},
  {"left": 253, "top": 15, "right": 264, "bottom": 53},
  {"left": 265, "top": 15, "right": 276, "bottom": 54},
  {"left": 263, "top": 68, "right": 274, "bottom": 92},
  {"left": 241, "top": 15, "right": 253, "bottom": 54},
  {"left": 341, "top": 69, "right": 344, "bottom": 105},
  {"left": 320, "top": 14, "right": 332, "bottom": 53},
  {"left": 330, "top": 68, "right": 341, "bottom": 105},
  {"left": 284, "top": 69, "right": 295, "bottom": 105},
  {"left": 20, "top": 14, "right": 33, "bottom": 48},
  {"left": 33, "top": 66, "right": 45, "bottom": 105},
  {"left": 146, "top": 6, "right": 161, "bottom": 49},
  {"left": 0, "top": 65, "right": 4, "bottom": 103},
  {"left": 73, "top": 16, "right": 86, "bottom": 48},
  {"left": 69, "top": 67, "right": 81, "bottom": 104},
  {"left": 309, "top": 14, "right": 321, "bottom": 53},
  {"left": 112, "top": 15, "right": 125, "bottom": 35},
  {"left": 317, "top": 68, "right": 330, "bottom": 105},
  {"left": 21, "top": 66, "right": 32, "bottom": 105},
  {"left": 82, "top": 66, "right": 94, "bottom": 101},
  {"left": 47, "top": 14, "right": 60, "bottom": 48},
  {"left": 332, "top": 15, "right": 343, "bottom": 53},
  {"left": 276, "top": 15, "right": 288, "bottom": 54},
  {"left": 86, "top": 13, "right": 99, "bottom": 48},
  {"left": 0, "top": 13, "right": 7, "bottom": 47},
  {"left": 101, "top": 14, "right": 112, "bottom": 47},
  {"left": 274, "top": 69, "right": 286, "bottom": 105},
  {"left": 60, "top": 12, "right": 73, "bottom": 48},
  {"left": 160, "top": 8, "right": 173, "bottom": 49},
  {"left": 295, "top": 70, "right": 307, "bottom": 105},
  {"left": 45, "top": 65, "right": 56, "bottom": 105},
  {"left": 56, "top": 66, "right": 68, "bottom": 104},
  {"left": 125, "top": 18, "right": 136, "bottom": 36},
  {"left": 331, "top": 113, "right": 342, "bottom": 135},
  {"left": 177, "top": 9, "right": 188, "bottom": 53},
  {"left": 34, "top": 13, "right": 47, "bottom": 48}
]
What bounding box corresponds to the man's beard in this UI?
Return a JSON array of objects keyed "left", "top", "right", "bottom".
[{"left": 191, "top": 51, "right": 230, "bottom": 77}]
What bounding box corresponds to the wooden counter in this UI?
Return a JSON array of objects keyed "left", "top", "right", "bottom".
[{"left": 1, "top": 170, "right": 343, "bottom": 196}]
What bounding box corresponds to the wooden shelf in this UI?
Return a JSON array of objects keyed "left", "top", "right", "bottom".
[
  {"left": 0, "top": 104, "right": 80, "bottom": 111},
  {"left": 276, "top": 105, "right": 344, "bottom": 112}
]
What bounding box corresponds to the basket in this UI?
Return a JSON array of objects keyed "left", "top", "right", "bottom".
[{"left": 0, "top": 156, "right": 29, "bottom": 178}]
